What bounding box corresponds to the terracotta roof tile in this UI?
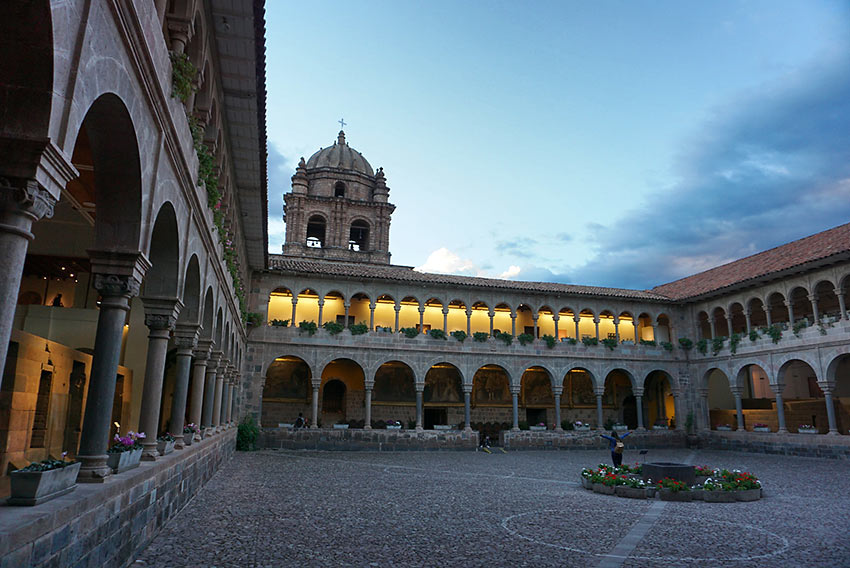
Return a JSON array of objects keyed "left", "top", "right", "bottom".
[
  {"left": 267, "top": 256, "right": 670, "bottom": 301},
  {"left": 651, "top": 222, "right": 850, "bottom": 300}
]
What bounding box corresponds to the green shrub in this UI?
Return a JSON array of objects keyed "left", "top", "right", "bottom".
[
  {"left": 400, "top": 327, "right": 419, "bottom": 338},
  {"left": 581, "top": 336, "right": 598, "bottom": 346},
  {"left": 696, "top": 338, "right": 708, "bottom": 355},
  {"left": 518, "top": 420, "right": 529, "bottom": 430},
  {"left": 564, "top": 337, "right": 578, "bottom": 345},
  {"left": 299, "top": 321, "right": 318, "bottom": 335},
  {"left": 494, "top": 331, "right": 513, "bottom": 346},
  {"left": 711, "top": 336, "right": 725, "bottom": 355},
  {"left": 429, "top": 328, "right": 448, "bottom": 340},
  {"left": 766, "top": 325, "right": 782, "bottom": 343},
  {"left": 322, "top": 321, "right": 344, "bottom": 335},
  {"left": 236, "top": 415, "right": 260, "bottom": 451},
  {"left": 660, "top": 341, "right": 673, "bottom": 351},
  {"left": 729, "top": 332, "right": 741, "bottom": 354},
  {"left": 269, "top": 319, "right": 289, "bottom": 327},
  {"left": 246, "top": 312, "right": 263, "bottom": 327},
  {"left": 601, "top": 338, "right": 617, "bottom": 350},
  {"left": 749, "top": 329, "right": 759, "bottom": 342},
  {"left": 678, "top": 337, "right": 693, "bottom": 350},
  {"left": 450, "top": 330, "right": 467, "bottom": 342},
  {"left": 169, "top": 51, "right": 198, "bottom": 102},
  {"left": 541, "top": 334, "right": 556, "bottom": 348},
  {"left": 562, "top": 419, "right": 574, "bottom": 430},
  {"left": 349, "top": 323, "right": 369, "bottom": 335},
  {"left": 517, "top": 333, "right": 534, "bottom": 345},
  {"left": 639, "top": 339, "right": 657, "bottom": 347},
  {"left": 473, "top": 331, "right": 489, "bottom": 342}
]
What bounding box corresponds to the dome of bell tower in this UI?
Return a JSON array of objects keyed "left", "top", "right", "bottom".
[{"left": 305, "top": 131, "right": 374, "bottom": 176}]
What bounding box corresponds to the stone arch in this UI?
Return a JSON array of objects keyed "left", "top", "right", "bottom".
[
  {"left": 213, "top": 307, "right": 223, "bottom": 348},
  {"left": 178, "top": 254, "right": 201, "bottom": 325},
  {"left": 520, "top": 366, "right": 554, "bottom": 426},
  {"left": 267, "top": 286, "right": 293, "bottom": 324},
  {"left": 643, "top": 370, "right": 675, "bottom": 428},
  {"left": 143, "top": 202, "right": 180, "bottom": 298},
  {"left": 472, "top": 364, "right": 512, "bottom": 405},
  {"left": 705, "top": 367, "right": 736, "bottom": 430},
  {"left": 446, "top": 299, "right": 468, "bottom": 333},
  {"left": 777, "top": 358, "right": 825, "bottom": 433},
  {"left": 747, "top": 297, "right": 768, "bottom": 329},
  {"left": 348, "top": 219, "right": 369, "bottom": 251},
  {"left": 423, "top": 362, "right": 464, "bottom": 428},
  {"left": 617, "top": 310, "right": 635, "bottom": 342},
  {"left": 636, "top": 312, "right": 654, "bottom": 342},
  {"left": 261, "top": 355, "right": 311, "bottom": 427},
  {"left": 655, "top": 313, "right": 672, "bottom": 343},
  {"left": 373, "top": 293, "right": 395, "bottom": 330},
  {"left": 767, "top": 291, "right": 789, "bottom": 324},
  {"left": 306, "top": 213, "right": 327, "bottom": 248},
  {"left": 421, "top": 297, "right": 444, "bottom": 333},
  {"left": 697, "top": 310, "right": 711, "bottom": 340},
  {"left": 372, "top": 360, "right": 415, "bottom": 426},
  {"left": 598, "top": 310, "right": 616, "bottom": 341},
  {"left": 199, "top": 287, "right": 215, "bottom": 339},
  {"left": 788, "top": 286, "right": 812, "bottom": 324},
  {"left": 536, "top": 305, "right": 556, "bottom": 338},
  {"left": 602, "top": 368, "right": 635, "bottom": 427},
  {"left": 711, "top": 306, "right": 729, "bottom": 337},
  {"left": 814, "top": 279, "right": 840, "bottom": 321},
  {"left": 398, "top": 295, "right": 421, "bottom": 330},
  {"left": 470, "top": 301, "right": 490, "bottom": 334}
]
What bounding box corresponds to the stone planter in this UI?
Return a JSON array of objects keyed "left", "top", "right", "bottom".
[
  {"left": 529, "top": 426, "right": 546, "bottom": 431},
  {"left": 183, "top": 433, "right": 194, "bottom": 446},
  {"left": 653, "top": 425, "right": 669, "bottom": 430},
  {"left": 753, "top": 427, "right": 770, "bottom": 433},
  {"left": 157, "top": 439, "right": 176, "bottom": 455},
  {"left": 8, "top": 462, "right": 82, "bottom": 506},
  {"left": 658, "top": 489, "right": 692, "bottom": 502},
  {"left": 703, "top": 490, "right": 736, "bottom": 503},
  {"left": 434, "top": 425, "right": 452, "bottom": 430},
  {"left": 592, "top": 483, "right": 616, "bottom": 495},
  {"left": 615, "top": 486, "right": 648, "bottom": 499},
  {"left": 715, "top": 426, "right": 732, "bottom": 431},
  {"left": 694, "top": 475, "right": 710, "bottom": 486},
  {"left": 580, "top": 477, "right": 593, "bottom": 490},
  {"left": 735, "top": 488, "right": 762, "bottom": 502},
  {"left": 386, "top": 425, "right": 402, "bottom": 430},
  {"left": 612, "top": 425, "right": 628, "bottom": 432},
  {"left": 574, "top": 425, "right": 591, "bottom": 432},
  {"left": 797, "top": 428, "right": 818, "bottom": 435},
  {"left": 333, "top": 424, "right": 349, "bottom": 430},
  {"left": 107, "top": 448, "right": 142, "bottom": 474},
  {"left": 691, "top": 487, "right": 704, "bottom": 500}
]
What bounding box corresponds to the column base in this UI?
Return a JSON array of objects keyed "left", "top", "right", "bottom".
[
  {"left": 826, "top": 430, "right": 840, "bottom": 436},
  {"left": 636, "top": 427, "right": 646, "bottom": 431},
  {"left": 174, "top": 440, "right": 185, "bottom": 450},
  {"left": 141, "top": 443, "right": 159, "bottom": 461},
  {"left": 511, "top": 427, "right": 520, "bottom": 432},
  {"left": 76, "top": 454, "right": 112, "bottom": 483},
  {"left": 777, "top": 428, "right": 788, "bottom": 433},
  {"left": 464, "top": 426, "right": 473, "bottom": 432},
  {"left": 555, "top": 427, "right": 563, "bottom": 432},
  {"left": 193, "top": 433, "right": 202, "bottom": 442},
  {"left": 364, "top": 425, "right": 372, "bottom": 430}
]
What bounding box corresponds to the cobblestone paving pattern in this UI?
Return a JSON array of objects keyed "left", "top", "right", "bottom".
[{"left": 134, "top": 448, "right": 850, "bottom": 567}]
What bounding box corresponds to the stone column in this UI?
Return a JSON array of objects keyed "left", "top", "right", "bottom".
[
  {"left": 418, "top": 306, "right": 425, "bottom": 332},
  {"left": 224, "top": 380, "right": 233, "bottom": 424},
  {"left": 369, "top": 302, "right": 376, "bottom": 331},
  {"left": 786, "top": 301, "right": 795, "bottom": 325},
  {"left": 202, "top": 353, "right": 220, "bottom": 435},
  {"left": 532, "top": 314, "right": 538, "bottom": 339},
  {"left": 463, "top": 388, "right": 472, "bottom": 430},
  {"left": 820, "top": 384, "right": 839, "bottom": 434},
  {"left": 221, "top": 366, "right": 233, "bottom": 425},
  {"left": 613, "top": 318, "right": 620, "bottom": 342},
  {"left": 593, "top": 317, "right": 600, "bottom": 340},
  {"left": 671, "top": 391, "right": 682, "bottom": 430},
  {"left": 189, "top": 341, "right": 211, "bottom": 439},
  {"left": 364, "top": 385, "right": 372, "bottom": 429},
  {"left": 774, "top": 388, "right": 788, "bottom": 433},
  {"left": 632, "top": 320, "right": 639, "bottom": 343},
  {"left": 765, "top": 305, "right": 773, "bottom": 327},
  {"left": 415, "top": 386, "right": 424, "bottom": 430},
  {"left": 489, "top": 310, "right": 495, "bottom": 335},
  {"left": 709, "top": 318, "right": 716, "bottom": 339},
  {"left": 317, "top": 299, "right": 324, "bottom": 327},
  {"left": 809, "top": 294, "right": 820, "bottom": 325},
  {"left": 634, "top": 389, "right": 645, "bottom": 430},
  {"left": 290, "top": 297, "right": 297, "bottom": 326},
  {"left": 212, "top": 362, "right": 226, "bottom": 431},
  {"left": 138, "top": 298, "right": 182, "bottom": 460},
  {"left": 311, "top": 383, "right": 320, "bottom": 428},
  {"left": 0, "top": 179, "right": 56, "bottom": 372},
  {"left": 466, "top": 308, "right": 472, "bottom": 336},
  {"left": 394, "top": 303, "right": 400, "bottom": 332},
  {"left": 553, "top": 315, "right": 560, "bottom": 340},
  {"left": 726, "top": 316, "right": 734, "bottom": 337},
  {"left": 343, "top": 302, "right": 350, "bottom": 325},
  {"left": 553, "top": 388, "right": 563, "bottom": 430},
  {"left": 77, "top": 260, "right": 147, "bottom": 482},
  {"left": 838, "top": 289, "right": 847, "bottom": 320},
  {"left": 745, "top": 310, "right": 752, "bottom": 335},
  {"left": 595, "top": 391, "right": 604, "bottom": 430},
  {"left": 575, "top": 316, "right": 581, "bottom": 341},
  {"left": 442, "top": 308, "right": 449, "bottom": 334},
  {"left": 169, "top": 325, "right": 198, "bottom": 449},
  {"left": 732, "top": 388, "right": 745, "bottom": 431},
  {"left": 510, "top": 313, "right": 516, "bottom": 337},
  {"left": 511, "top": 389, "right": 520, "bottom": 431},
  {"left": 698, "top": 388, "right": 710, "bottom": 430}
]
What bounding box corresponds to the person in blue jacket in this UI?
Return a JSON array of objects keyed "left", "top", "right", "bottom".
[{"left": 600, "top": 430, "right": 630, "bottom": 467}]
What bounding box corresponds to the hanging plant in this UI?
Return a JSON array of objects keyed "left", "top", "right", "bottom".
[
  {"left": 711, "top": 336, "right": 726, "bottom": 355},
  {"left": 473, "top": 332, "right": 489, "bottom": 342},
  {"left": 541, "top": 334, "right": 557, "bottom": 349},
  {"left": 517, "top": 333, "right": 534, "bottom": 345},
  {"left": 601, "top": 338, "right": 617, "bottom": 351},
  {"left": 349, "top": 323, "right": 369, "bottom": 335},
  {"left": 678, "top": 337, "right": 693, "bottom": 350},
  {"left": 429, "top": 328, "right": 448, "bottom": 340},
  {"left": 450, "top": 330, "right": 467, "bottom": 342},
  {"left": 729, "top": 332, "right": 741, "bottom": 354},
  {"left": 169, "top": 52, "right": 198, "bottom": 102},
  {"left": 696, "top": 339, "right": 708, "bottom": 355}
]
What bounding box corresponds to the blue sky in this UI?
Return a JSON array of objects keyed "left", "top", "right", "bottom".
[{"left": 264, "top": 1, "right": 850, "bottom": 290}]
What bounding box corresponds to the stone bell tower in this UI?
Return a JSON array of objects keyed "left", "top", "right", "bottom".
[{"left": 282, "top": 131, "right": 395, "bottom": 264}]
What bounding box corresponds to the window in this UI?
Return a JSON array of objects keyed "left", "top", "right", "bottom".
[
  {"left": 306, "top": 215, "right": 326, "bottom": 248},
  {"left": 349, "top": 220, "right": 369, "bottom": 251},
  {"left": 334, "top": 181, "right": 346, "bottom": 197}
]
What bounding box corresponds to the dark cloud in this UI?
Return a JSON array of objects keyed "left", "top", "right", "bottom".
[
  {"left": 495, "top": 237, "right": 539, "bottom": 257},
  {"left": 571, "top": 55, "right": 850, "bottom": 290}
]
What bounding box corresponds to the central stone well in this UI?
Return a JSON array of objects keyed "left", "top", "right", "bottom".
[{"left": 642, "top": 462, "right": 695, "bottom": 485}]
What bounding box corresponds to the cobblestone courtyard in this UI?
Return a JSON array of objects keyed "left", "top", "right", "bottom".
[{"left": 134, "top": 448, "right": 850, "bottom": 567}]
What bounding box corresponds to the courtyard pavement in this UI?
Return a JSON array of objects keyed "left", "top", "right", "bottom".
[{"left": 133, "top": 447, "right": 850, "bottom": 567}]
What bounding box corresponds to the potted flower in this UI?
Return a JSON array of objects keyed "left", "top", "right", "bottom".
[
  {"left": 656, "top": 478, "right": 692, "bottom": 501},
  {"left": 615, "top": 476, "right": 648, "bottom": 499},
  {"left": 8, "top": 453, "right": 81, "bottom": 506},
  {"left": 701, "top": 478, "right": 737, "bottom": 503},
  {"left": 797, "top": 424, "right": 818, "bottom": 434},
  {"left": 715, "top": 423, "right": 732, "bottom": 431},
  {"left": 593, "top": 472, "right": 621, "bottom": 495},
  {"left": 580, "top": 468, "right": 596, "bottom": 490},
  {"left": 752, "top": 423, "right": 771, "bottom": 433},
  {"left": 183, "top": 423, "right": 200, "bottom": 446},
  {"left": 386, "top": 420, "right": 402, "bottom": 430},
  {"left": 731, "top": 471, "right": 762, "bottom": 501},
  {"left": 107, "top": 431, "right": 145, "bottom": 473},
  {"left": 157, "top": 432, "right": 177, "bottom": 455},
  {"left": 694, "top": 465, "right": 713, "bottom": 485},
  {"left": 573, "top": 420, "right": 591, "bottom": 432},
  {"left": 529, "top": 422, "right": 547, "bottom": 431}
]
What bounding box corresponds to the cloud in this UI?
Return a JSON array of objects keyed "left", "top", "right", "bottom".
[
  {"left": 494, "top": 237, "right": 538, "bottom": 258},
  {"left": 416, "top": 248, "right": 530, "bottom": 281},
  {"left": 570, "top": 54, "right": 850, "bottom": 289},
  {"left": 267, "top": 142, "right": 292, "bottom": 253}
]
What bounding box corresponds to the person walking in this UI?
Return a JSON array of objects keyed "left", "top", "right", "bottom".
[{"left": 600, "top": 430, "right": 630, "bottom": 467}]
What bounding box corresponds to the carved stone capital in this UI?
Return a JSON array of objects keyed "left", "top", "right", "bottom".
[
  {"left": 93, "top": 273, "right": 142, "bottom": 298},
  {"left": 142, "top": 297, "right": 183, "bottom": 331},
  {"left": 144, "top": 313, "right": 177, "bottom": 331},
  {"left": 0, "top": 177, "right": 56, "bottom": 223}
]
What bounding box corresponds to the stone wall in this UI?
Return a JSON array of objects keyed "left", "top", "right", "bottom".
[
  {"left": 261, "top": 427, "right": 478, "bottom": 451},
  {"left": 698, "top": 430, "right": 850, "bottom": 459},
  {"left": 501, "top": 429, "right": 686, "bottom": 451},
  {"left": 0, "top": 429, "right": 235, "bottom": 568}
]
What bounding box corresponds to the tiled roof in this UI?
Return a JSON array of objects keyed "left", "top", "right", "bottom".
[
  {"left": 651, "top": 222, "right": 850, "bottom": 300},
  {"left": 267, "top": 256, "right": 670, "bottom": 301}
]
